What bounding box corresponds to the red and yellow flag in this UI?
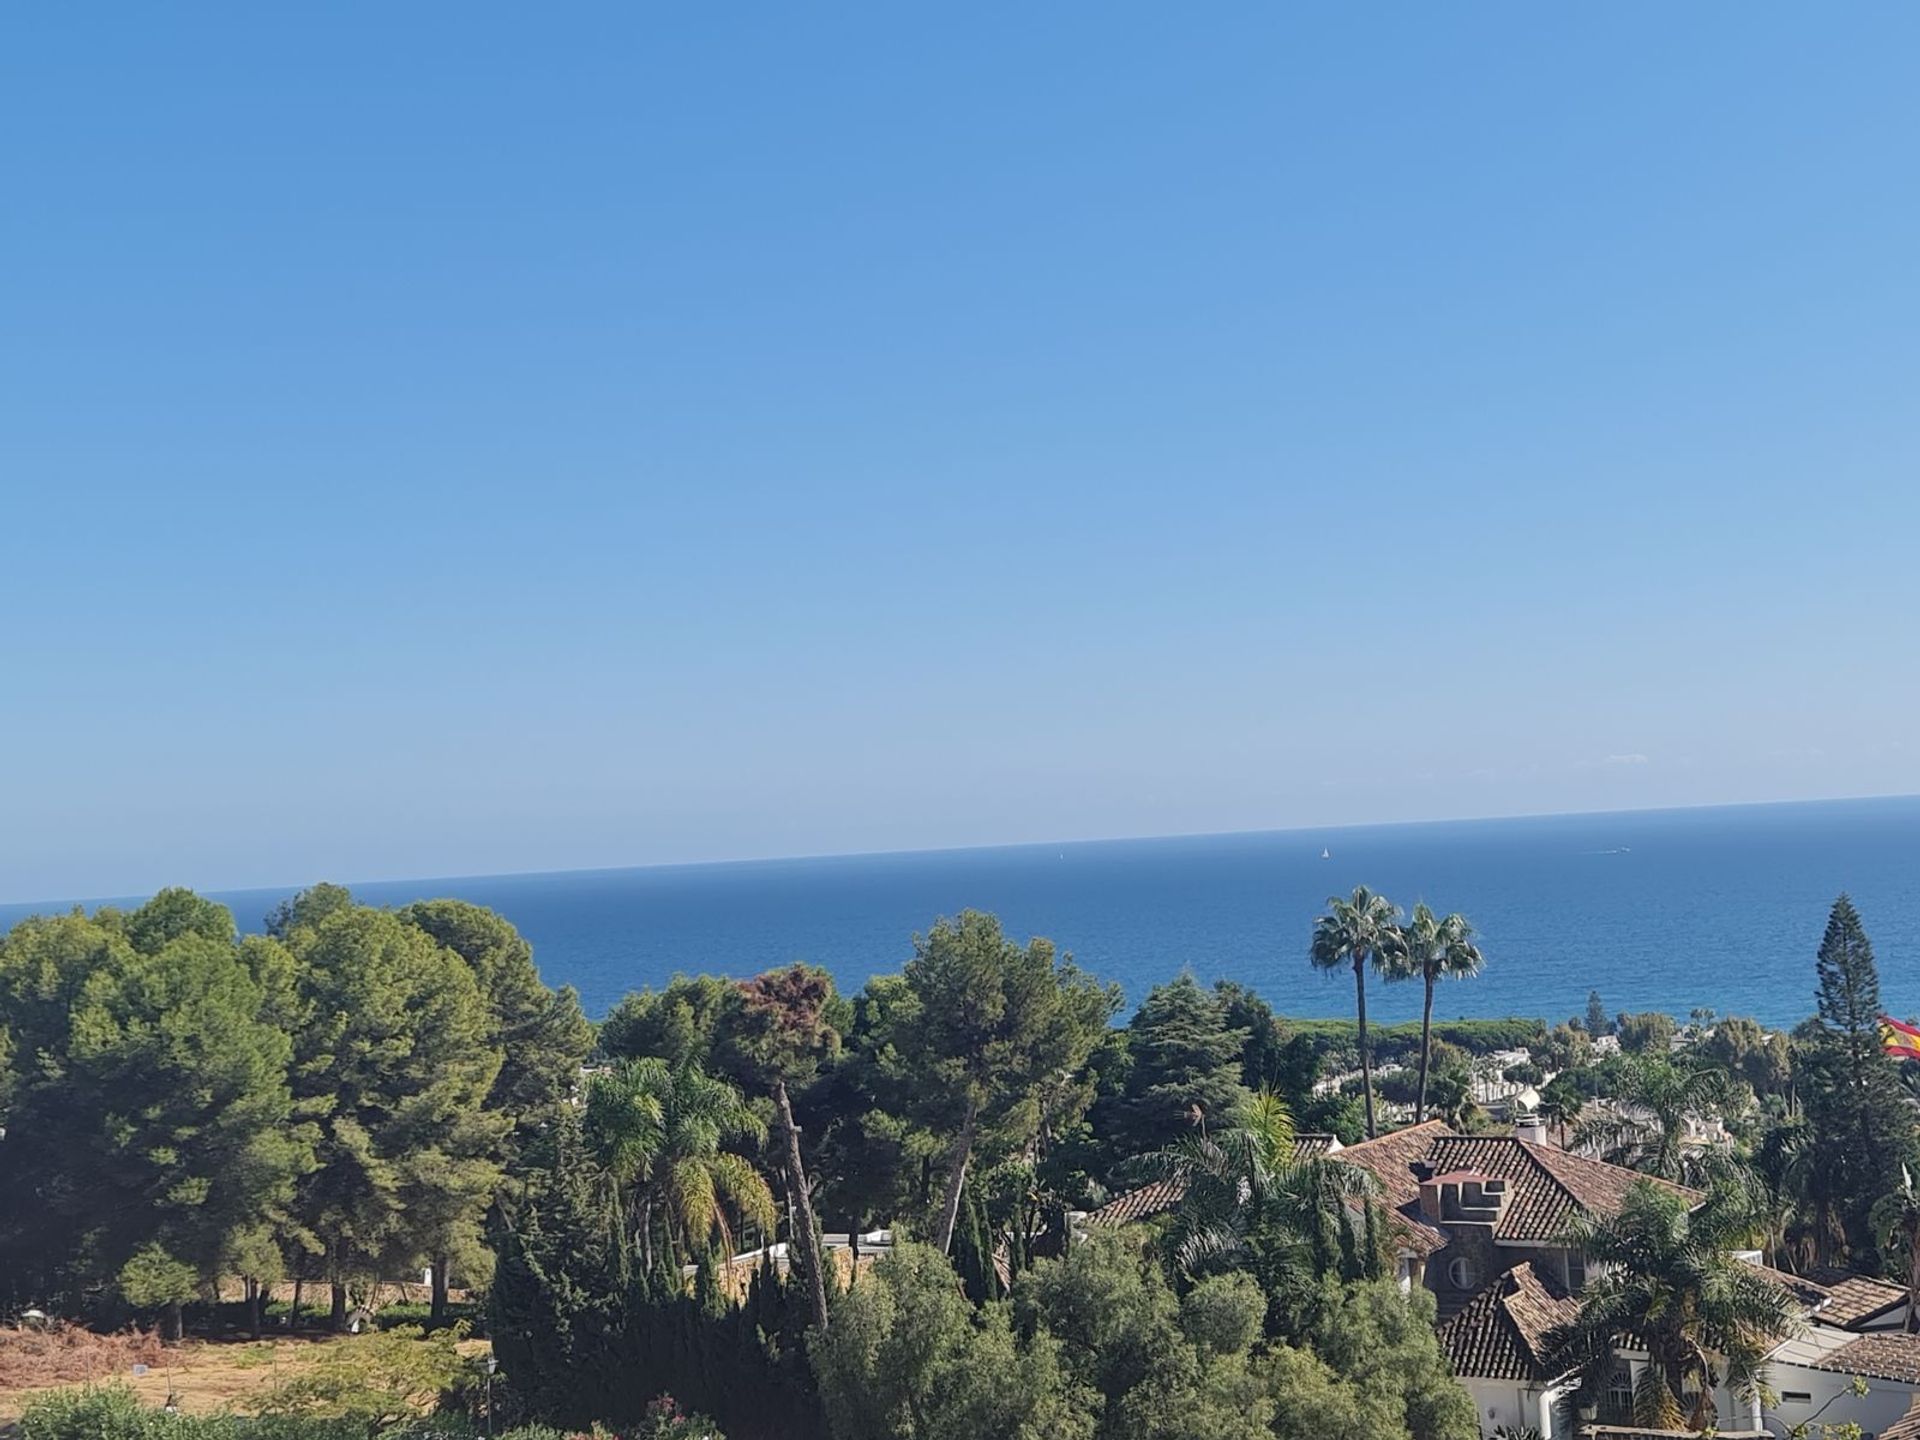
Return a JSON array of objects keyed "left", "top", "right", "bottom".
[{"left": 1880, "top": 1015, "right": 1920, "bottom": 1061}]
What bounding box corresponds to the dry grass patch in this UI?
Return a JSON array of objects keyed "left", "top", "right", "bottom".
[
  {"left": 0, "top": 1332, "right": 339, "bottom": 1425},
  {"left": 0, "top": 1324, "right": 165, "bottom": 1395}
]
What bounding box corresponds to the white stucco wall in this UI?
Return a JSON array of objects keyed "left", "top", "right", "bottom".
[
  {"left": 1765, "top": 1327, "right": 1920, "bottom": 1437},
  {"left": 1461, "top": 1378, "right": 1570, "bottom": 1438}
]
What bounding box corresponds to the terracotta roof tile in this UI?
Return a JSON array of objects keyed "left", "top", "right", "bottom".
[
  {"left": 1882, "top": 1393, "right": 1920, "bottom": 1440},
  {"left": 1420, "top": 1135, "right": 1701, "bottom": 1243},
  {"left": 1802, "top": 1265, "right": 1909, "bottom": 1328},
  {"left": 1334, "top": 1120, "right": 1458, "bottom": 1257},
  {"left": 1085, "top": 1176, "right": 1184, "bottom": 1228},
  {"left": 1746, "top": 1261, "right": 1831, "bottom": 1311},
  {"left": 1336, "top": 1120, "right": 1457, "bottom": 1208},
  {"left": 1803, "top": 1330, "right": 1920, "bottom": 1383},
  {"left": 1437, "top": 1261, "right": 1580, "bottom": 1381}
]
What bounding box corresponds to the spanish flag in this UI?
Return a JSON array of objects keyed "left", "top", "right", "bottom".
[{"left": 1880, "top": 1015, "right": 1920, "bottom": 1061}]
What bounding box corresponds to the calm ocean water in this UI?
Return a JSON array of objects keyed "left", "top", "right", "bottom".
[{"left": 6, "top": 797, "right": 1919, "bottom": 1029}]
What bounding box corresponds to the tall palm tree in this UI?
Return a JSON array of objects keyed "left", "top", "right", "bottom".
[
  {"left": 1310, "top": 886, "right": 1405, "bottom": 1138},
  {"left": 1752, "top": 1116, "right": 1828, "bottom": 1272},
  {"left": 584, "top": 1057, "right": 777, "bottom": 1270},
  {"left": 1391, "top": 903, "right": 1484, "bottom": 1122},
  {"left": 1572, "top": 1055, "right": 1735, "bottom": 1183},
  {"left": 1544, "top": 1179, "right": 1798, "bottom": 1432},
  {"left": 1870, "top": 1165, "right": 1920, "bottom": 1333},
  {"left": 1535, "top": 1075, "right": 1582, "bottom": 1147}
]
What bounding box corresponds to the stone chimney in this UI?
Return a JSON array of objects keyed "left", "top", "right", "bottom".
[{"left": 1514, "top": 1114, "right": 1548, "bottom": 1146}]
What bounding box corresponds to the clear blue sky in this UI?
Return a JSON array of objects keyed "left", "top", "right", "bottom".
[{"left": 5, "top": 5, "right": 1919, "bottom": 902}]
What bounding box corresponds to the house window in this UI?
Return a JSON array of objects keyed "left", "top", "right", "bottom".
[
  {"left": 1781, "top": 1392, "right": 1812, "bottom": 1405},
  {"left": 1604, "top": 1364, "right": 1633, "bottom": 1419},
  {"left": 1447, "top": 1256, "right": 1478, "bottom": 1290},
  {"left": 1567, "top": 1252, "right": 1587, "bottom": 1292}
]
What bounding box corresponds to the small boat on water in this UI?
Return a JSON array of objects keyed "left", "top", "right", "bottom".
[{"left": 1321, "top": 848, "right": 1331, "bottom": 859}]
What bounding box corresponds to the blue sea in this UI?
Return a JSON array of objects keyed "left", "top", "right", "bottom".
[{"left": 6, "top": 797, "right": 1920, "bottom": 1029}]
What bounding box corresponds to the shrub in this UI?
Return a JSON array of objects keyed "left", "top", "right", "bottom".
[
  {"left": 17, "top": 1384, "right": 171, "bottom": 1440},
  {"left": 13, "top": 1386, "right": 594, "bottom": 1440},
  {"left": 249, "top": 1325, "right": 467, "bottom": 1431},
  {"left": 371, "top": 1301, "right": 485, "bottom": 1335}
]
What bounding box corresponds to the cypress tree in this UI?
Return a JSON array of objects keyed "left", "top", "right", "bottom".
[
  {"left": 487, "top": 1117, "right": 633, "bottom": 1428},
  {"left": 953, "top": 1184, "right": 993, "bottom": 1303},
  {"left": 694, "top": 1247, "right": 727, "bottom": 1317}
]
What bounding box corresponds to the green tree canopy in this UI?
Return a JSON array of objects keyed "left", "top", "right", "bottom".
[
  {"left": 398, "top": 899, "right": 593, "bottom": 1152},
  {"left": 1385, "top": 905, "right": 1482, "bottom": 1124},
  {"left": 811, "top": 1241, "right": 1094, "bottom": 1440},
  {"left": 1614, "top": 1011, "right": 1675, "bottom": 1055},
  {"left": 717, "top": 963, "right": 845, "bottom": 1332},
  {"left": 1094, "top": 973, "right": 1250, "bottom": 1165},
  {"left": 1571, "top": 1054, "right": 1736, "bottom": 1183},
  {"left": 1584, "top": 990, "right": 1611, "bottom": 1036},
  {"left": 600, "top": 974, "right": 740, "bottom": 1069},
  {"left": 1015, "top": 1232, "right": 1271, "bottom": 1440},
  {"left": 285, "top": 899, "right": 506, "bottom": 1327},
  {"left": 584, "top": 1056, "right": 774, "bottom": 1268},
  {"left": 0, "top": 897, "right": 311, "bottom": 1312},
  {"left": 1265, "top": 1281, "right": 1477, "bottom": 1440},
  {"left": 894, "top": 911, "right": 1117, "bottom": 1253},
  {"left": 1696, "top": 1015, "right": 1791, "bottom": 1098}
]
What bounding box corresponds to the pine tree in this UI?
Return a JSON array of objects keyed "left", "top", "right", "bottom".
[
  {"left": 1586, "top": 989, "right": 1610, "bottom": 1036},
  {"left": 1097, "top": 972, "right": 1251, "bottom": 1163},
  {"left": 0, "top": 897, "right": 312, "bottom": 1314},
  {"left": 1802, "top": 895, "right": 1915, "bottom": 1264},
  {"left": 398, "top": 899, "right": 592, "bottom": 1315},
  {"left": 489, "top": 1118, "right": 633, "bottom": 1427},
  {"left": 716, "top": 964, "right": 843, "bottom": 1335},
  {"left": 895, "top": 911, "right": 1117, "bottom": 1255},
  {"left": 284, "top": 897, "right": 507, "bottom": 1328}
]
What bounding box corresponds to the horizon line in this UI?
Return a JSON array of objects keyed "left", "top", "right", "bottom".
[{"left": 5, "top": 787, "right": 1917, "bottom": 915}]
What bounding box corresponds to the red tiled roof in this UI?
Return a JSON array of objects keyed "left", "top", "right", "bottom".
[
  {"left": 1746, "top": 1261, "right": 1832, "bottom": 1312},
  {"left": 1421, "top": 1135, "right": 1701, "bottom": 1243},
  {"left": 1336, "top": 1120, "right": 1458, "bottom": 1206},
  {"left": 1802, "top": 1330, "right": 1920, "bottom": 1383},
  {"left": 1802, "top": 1265, "right": 1909, "bottom": 1329},
  {"left": 1437, "top": 1261, "right": 1581, "bottom": 1381},
  {"left": 1335, "top": 1120, "right": 1458, "bottom": 1257},
  {"left": 1085, "top": 1176, "right": 1185, "bottom": 1228}
]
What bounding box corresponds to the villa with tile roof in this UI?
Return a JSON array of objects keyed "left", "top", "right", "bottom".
[
  {"left": 1093, "top": 1114, "right": 1920, "bottom": 1438},
  {"left": 1340, "top": 1118, "right": 1920, "bottom": 1437}
]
